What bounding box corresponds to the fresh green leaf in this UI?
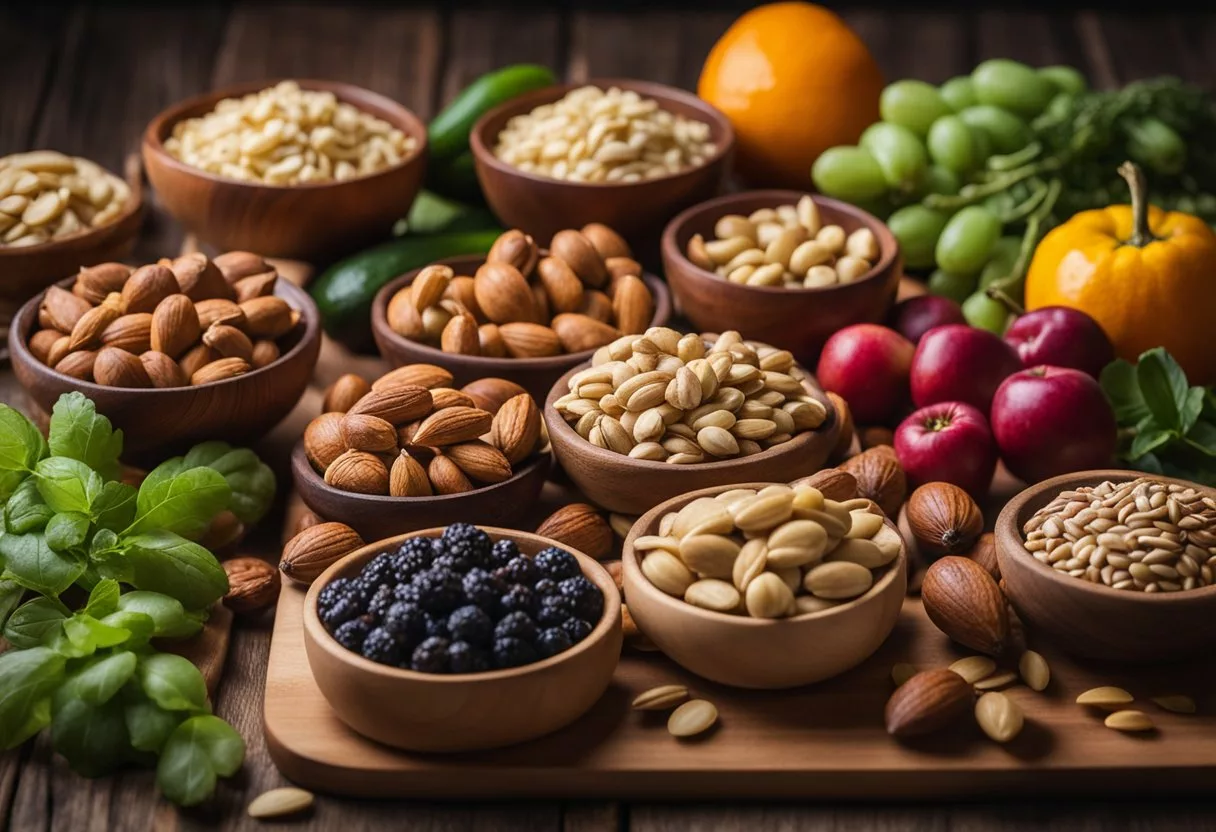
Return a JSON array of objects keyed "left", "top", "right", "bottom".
[
  {"left": 99, "top": 611, "right": 155, "bottom": 646},
  {"left": 0, "top": 405, "right": 46, "bottom": 475},
  {"left": 1184, "top": 421, "right": 1216, "bottom": 457},
  {"left": 1136, "top": 348, "right": 1188, "bottom": 432},
  {"left": 124, "top": 695, "right": 184, "bottom": 753},
  {"left": 64, "top": 613, "right": 132, "bottom": 651},
  {"left": 129, "top": 467, "right": 230, "bottom": 539},
  {"left": 183, "top": 443, "right": 276, "bottom": 525},
  {"left": 0, "top": 533, "right": 85, "bottom": 596},
  {"left": 92, "top": 482, "right": 137, "bottom": 533},
  {"left": 88, "top": 528, "right": 131, "bottom": 583},
  {"left": 121, "top": 531, "right": 228, "bottom": 610},
  {"left": 45, "top": 512, "right": 90, "bottom": 552},
  {"left": 183, "top": 714, "right": 244, "bottom": 776},
  {"left": 0, "top": 579, "right": 23, "bottom": 630},
  {"left": 1181, "top": 387, "right": 1206, "bottom": 435},
  {"left": 1100, "top": 358, "right": 1151, "bottom": 424},
  {"left": 0, "top": 646, "right": 66, "bottom": 749},
  {"left": 50, "top": 697, "right": 131, "bottom": 778},
  {"left": 3, "top": 597, "right": 68, "bottom": 648},
  {"left": 116, "top": 591, "right": 200, "bottom": 639},
  {"left": 47, "top": 392, "right": 123, "bottom": 481},
  {"left": 85, "top": 579, "right": 121, "bottom": 618},
  {"left": 136, "top": 653, "right": 208, "bottom": 713},
  {"left": 156, "top": 715, "right": 245, "bottom": 807},
  {"left": 1130, "top": 427, "right": 1176, "bottom": 460},
  {"left": 0, "top": 470, "right": 27, "bottom": 504},
  {"left": 34, "top": 457, "right": 103, "bottom": 514},
  {"left": 61, "top": 652, "right": 138, "bottom": 706},
  {"left": 4, "top": 478, "right": 53, "bottom": 534}
]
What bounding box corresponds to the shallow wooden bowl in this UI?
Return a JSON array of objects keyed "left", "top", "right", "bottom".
[
  {"left": 370, "top": 254, "right": 672, "bottom": 403},
  {"left": 543, "top": 362, "right": 840, "bottom": 516},
  {"left": 290, "top": 443, "right": 550, "bottom": 541},
  {"left": 661, "top": 190, "right": 901, "bottom": 364},
  {"left": 996, "top": 470, "right": 1216, "bottom": 664},
  {"left": 9, "top": 278, "right": 321, "bottom": 459},
  {"left": 142, "top": 79, "right": 427, "bottom": 260},
  {"left": 302, "top": 526, "right": 623, "bottom": 752},
  {"left": 469, "top": 79, "right": 735, "bottom": 255},
  {"left": 623, "top": 482, "right": 907, "bottom": 689}
]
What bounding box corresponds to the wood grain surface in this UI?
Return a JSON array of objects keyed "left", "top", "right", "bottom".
[{"left": 2, "top": 2, "right": 1216, "bottom": 829}]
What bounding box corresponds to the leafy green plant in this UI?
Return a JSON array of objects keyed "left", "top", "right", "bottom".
[
  {"left": 1101, "top": 347, "right": 1216, "bottom": 485},
  {"left": 0, "top": 392, "right": 276, "bottom": 805}
]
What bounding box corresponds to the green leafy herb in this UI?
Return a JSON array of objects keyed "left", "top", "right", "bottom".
[
  {"left": 0, "top": 646, "right": 66, "bottom": 749},
  {"left": 181, "top": 443, "right": 275, "bottom": 525},
  {"left": 47, "top": 393, "right": 122, "bottom": 482},
  {"left": 4, "top": 478, "right": 53, "bottom": 534},
  {"left": 3, "top": 597, "right": 69, "bottom": 648},
  {"left": 45, "top": 512, "right": 90, "bottom": 552},
  {"left": 156, "top": 715, "right": 245, "bottom": 807},
  {"left": 125, "top": 694, "right": 184, "bottom": 753},
  {"left": 61, "top": 652, "right": 138, "bottom": 706},
  {"left": 0, "top": 579, "right": 23, "bottom": 630},
  {"left": 136, "top": 653, "right": 208, "bottom": 713},
  {"left": 121, "top": 531, "right": 228, "bottom": 610},
  {"left": 50, "top": 697, "right": 131, "bottom": 778},
  {"left": 0, "top": 533, "right": 86, "bottom": 597},
  {"left": 34, "top": 457, "right": 102, "bottom": 514},
  {"left": 116, "top": 591, "right": 201, "bottom": 639},
  {"left": 84, "top": 579, "right": 121, "bottom": 618},
  {"left": 129, "top": 466, "right": 230, "bottom": 539},
  {"left": 0, "top": 407, "right": 45, "bottom": 478},
  {"left": 91, "top": 481, "right": 137, "bottom": 532}
]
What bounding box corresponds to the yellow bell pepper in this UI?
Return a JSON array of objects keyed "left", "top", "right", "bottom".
[{"left": 1025, "top": 162, "right": 1216, "bottom": 384}]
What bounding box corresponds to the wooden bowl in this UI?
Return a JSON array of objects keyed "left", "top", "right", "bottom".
[
  {"left": 543, "top": 362, "right": 840, "bottom": 516},
  {"left": 290, "top": 443, "right": 550, "bottom": 542},
  {"left": 996, "top": 470, "right": 1216, "bottom": 664},
  {"left": 9, "top": 277, "right": 321, "bottom": 459},
  {"left": 661, "top": 190, "right": 901, "bottom": 364},
  {"left": 142, "top": 79, "right": 427, "bottom": 260},
  {"left": 469, "top": 79, "right": 735, "bottom": 256},
  {"left": 370, "top": 254, "right": 673, "bottom": 403},
  {"left": 0, "top": 157, "right": 144, "bottom": 304},
  {"left": 302, "top": 526, "right": 622, "bottom": 752},
  {"left": 623, "top": 482, "right": 907, "bottom": 689}
]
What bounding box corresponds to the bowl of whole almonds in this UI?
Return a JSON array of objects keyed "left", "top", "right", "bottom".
[
  {"left": 996, "top": 470, "right": 1216, "bottom": 663},
  {"left": 622, "top": 482, "right": 907, "bottom": 689},
  {"left": 8, "top": 250, "right": 320, "bottom": 457}
]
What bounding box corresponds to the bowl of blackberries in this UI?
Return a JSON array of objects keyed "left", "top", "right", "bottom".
[{"left": 302, "top": 522, "right": 623, "bottom": 753}]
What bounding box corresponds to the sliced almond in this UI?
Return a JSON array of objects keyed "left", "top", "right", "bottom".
[
  {"left": 1018, "top": 650, "right": 1050, "bottom": 692},
  {"left": 1104, "top": 709, "right": 1155, "bottom": 732},
  {"left": 247, "top": 787, "right": 314, "bottom": 819},
  {"left": 631, "top": 685, "right": 689, "bottom": 711},
  {"left": 948, "top": 656, "right": 997, "bottom": 685},
  {"left": 1077, "top": 686, "right": 1134, "bottom": 709}
]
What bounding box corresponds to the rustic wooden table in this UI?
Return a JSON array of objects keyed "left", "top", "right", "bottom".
[{"left": 3, "top": 2, "right": 1216, "bottom": 829}]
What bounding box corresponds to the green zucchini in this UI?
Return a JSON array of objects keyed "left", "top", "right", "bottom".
[{"left": 428, "top": 64, "right": 557, "bottom": 162}]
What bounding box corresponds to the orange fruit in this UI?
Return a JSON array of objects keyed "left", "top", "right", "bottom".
[{"left": 698, "top": 2, "right": 883, "bottom": 187}]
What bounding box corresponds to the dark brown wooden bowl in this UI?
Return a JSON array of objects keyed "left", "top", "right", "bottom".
[
  {"left": 290, "top": 443, "right": 551, "bottom": 542},
  {"left": 142, "top": 79, "right": 427, "bottom": 261},
  {"left": 469, "top": 79, "right": 735, "bottom": 256},
  {"left": 661, "top": 190, "right": 902, "bottom": 365},
  {"left": 543, "top": 361, "right": 841, "bottom": 516},
  {"left": 9, "top": 277, "right": 321, "bottom": 459},
  {"left": 370, "top": 254, "right": 673, "bottom": 403},
  {"left": 995, "top": 469, "right": 1216, "bottom": 664},
  {"left": 303, "top": 526, "right": 622, "bottom": 752}
]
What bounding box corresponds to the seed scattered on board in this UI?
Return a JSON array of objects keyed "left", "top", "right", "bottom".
[
  {"left": 247, "top": 787, "right": 315, "bottom": 819},
  {"left": 1076, "top": 686, "right": 1134, "bottom": 709},
  {"left": 1104, "top": 710, "right": 1156, "bottom": 732},
  {"left": 668, "top": 699, "right": 719, "bottom": 738},
  {"left": 631, "top": 684, "right": 690, "bottom": 711},
  {"left": 1151, "top": 694, "right": 1197, "bottom": 714}
]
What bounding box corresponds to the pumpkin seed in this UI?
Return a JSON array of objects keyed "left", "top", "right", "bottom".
[
  {"left": 632, "top": 685, "right": 690, "bottom": 711},
  {"left": 668, "top": 699, "right": 719, "bottom": 738}
]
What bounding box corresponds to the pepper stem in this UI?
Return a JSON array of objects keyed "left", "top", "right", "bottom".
[{"left": 1118, "top": 161, "right": 1155, "bottom": 247}]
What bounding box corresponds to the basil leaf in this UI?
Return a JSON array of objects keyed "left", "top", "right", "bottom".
[
  {"left": 156, "top": 715, "right": 245, "bottom": 807},
  {"left": 45, "top": 512, "right": 90, "bottom": 552},
  {"left": 50, "top": 697, "right": 131, "bottom": 778},
  {"left": 1100, "top": 358, "right": 1150, "bottom": 424},
  {"left": 184, "top": 442, "right": 276, "bottom": 525},
  {"left": 63, "top": 614, "right": 132, "bottom": 655},
  {"left": 3, "top": 597, "right": 69, "bottom": 648},
  {"left": 1130, "top": 427, "right": 1175, "bottom": 460},
  {"left": 47, "top": 392, "right": 123, "bottom": 482},
  {"left": 62, "top": 651, "right": 138, "bottom": 706},
  {"left": 1180, "top": 387, "right": 1206, "bottom": 435},
  {"left": 92, "top": 481, "right": 137, "bottom": 533},
  {"left": 1136, "top": 348, "right": 1187, "bottom": 432},
  {"left": 125, "top": 694, "right": 185, "bottom": 754},
  {"left": 0, "top": 533, "right": 85, "bottom": 597},
  {"left": 34, "top": 457, "right": 103, "bottom": 514},
  {"left": 136, "top": 653, "right": 208, "bottom": 713},
  {"left": 129, "top": 467, "right": 230, "bottom": 539},
  {"left": 0, "top": 470, "right": 27, "bottom": 504},
  {"left": 4, "top": 477, "right": 52, "bottom": 534},
  {"left": 0, "top": 405, "right": 46, "bottom": 475},
  {"left": 0, "top": 579, "right": 23, "bottom": 630},
  {"left": 116, "top": 591, "right": 200, "bottom": 639},
  {"left": 85, "top": 579, "right": 121, "bottom": 618},
  {"left": 0, "top": 646, "right": 66, "bottom": 749},
  {"left": 99, "top": 610, "right": 156, "bottom": 646},
  {"left": 121, "top": 531, "right": 228, "bottom": 610},
  {"left": 1184, "top": 421, "right": 1216, "bottom": 457}
]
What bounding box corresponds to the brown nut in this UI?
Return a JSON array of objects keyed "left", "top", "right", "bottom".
[
  {"left": 195, "top": 298, "right": 246, "bottom": 330},
  {"left": 389, "top": 450, "right": 432, "bottom": 497},
  {"left": 535, "top": 503, "right": 613, "bottom": 560},
  {"left": 222, "top": 557, "right": 281, "bottom": 615},
  {"left": 610, "top": 275, "right": 652, "bottom": 335},
  {"left": 473, "top": 261, "right": 538, "bottom": 325},
  {"left": 490, "top": 393, "right": 541, "bottom": 465},
  {"left": 28, "top": 329, "right": 62, "bottom": 364},
  {"left": 442, "top": 440, "right": 512, "bottom": 484},
  {"left": 478, "top": 323, "right": 507, "bottom": 357},
  {"left": 170, "top": 253, "right": 234, "bottom": 301},
  {"left": 202, "top": 323, "right": 254, "bottom": 362},
  {"left": 40, "top": 286, "right": 91, "bottom": 333},
  {"left": 151, "top": 294, "right": 201, "bottom": 359},
  {"left": 74, "top": 262, "right": 132, "bottom": 305},
  {"left": 190, "top": 356, "right": 251, "bottom": 385},
  {"left": 213, "top": 250, "right": 269, "bottom": 283},
  {"left": 239, "top": 296, "right": 294, "bottom": 339},
  {"left": 324, "top": 449, "right": 389, "bottom": 495},
  {"left": 99, "top": 313, "right": 153, "bottom": 354},
  {"left": 921, "top": 556, "right": 1009, "bottom": 656},
  {"left": 487, "top": 229, "right": 539, "bottom": 276},
  {"left": 581, "top": 223, "right": 631, "bottom": 260},
  {"left": 93, "top": 346, "right": 151, "bottom": 388},
  {"left": 178, "top": 344, "right": 218, "bottom": 379},
  {"left": 280, "top": 522, "right": 366, "bottom": 584},
  {"left": 250, "top": 339, "right": 280, "bottom": 368},
  {"left": 550, "top": 229, "right": 608, "bottom": 287},
  {"left": 428, "top": 453, "right": 473, "bottom": 495},
  {"left": 54, "top": 349, "right": 97, "bottom": 381},
  {"left": 839, "top": 446, "right": 906, "bottom": 519},
  {"left": 537, "top": 257, "right": 585, "bottom": 315},
  {"left": 551, "top": 313, "right": 621, "bottom": 354},
  {"left": 461, "top": 377, "right": 529, "bottom": 415},
  {"left": 233, "top": 271, "right": 278, "bottom": 302},
  {"left": 498, "top": 322, "right": 562, "bottom": 358},
  {"left": 139, "top": 350, "right": 188, "bottom": 388},
  {"left": 905, "top": 482, "right": 983, "bottom": 558},
  {"left": 323, "top": 374, "right": 371, "bottom": 414},
  {"left": 304, "top": 412, "right": 346, "bottom": 472},
  {"left": 884, "top": 668, "right": 973, "bottom": 738},
  {"left": 339, "top": 413, "right": 398, "bottom": 453}
]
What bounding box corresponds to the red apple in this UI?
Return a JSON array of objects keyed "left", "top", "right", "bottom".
[
  {"left": 1004, "top": 306, "right": 1115, "bottom": 379},
  {"left": 990, "top": 366, "right": 1117, "bottom": 484},
  {"left": 888, "top": 295, "right": 967, "bottom": 344},
  {"left": 816, "top": 324, "right": 915, "bottom": 425},
  {"left": 910, "top": 324, "right": 1022, "bottom": 414},
  {"left": 894, "top": 401, "right": 998, "bottom": 497}
]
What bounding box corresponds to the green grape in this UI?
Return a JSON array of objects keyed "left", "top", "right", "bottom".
[
  {"left": 1038, "top": 65, "right": 1087, "bottom": 96},
  {"left": 962, "top": 291, "right": 1012, "bottom": 334},
  {"left": 879, "top": 80, "right": 953, "bottom": 138},
  {"left": 971, "top": 59, "right": 1055, "bottom": 117},
  {"left": 926, "top": 115, "right": 980, "bottom": 175},
  {"left": 940, "top": 76, "right": 978, "bottom": 112},
  {"left": 811, "top": 146, "right": 889, "bottom": 202},
  {"left": 927, "top": 269, "right": 978, "bottom": 303},
  {"left": 968, "top": 123, "right": 992, "bottom": 162},
  {"left": 860, "top": 123, "right": 928, "bottom": 193},
  {"left": 1040, "top": 92, "right": 1074, "bottom": 123},
  {"left": 887, "top": 204, "right": 951, "bottom": 270},
  {"left": 958, "top": 105, "right": 1031, "bottom": 154},
  {"left": 978, "top": 236, "right": 1023, "bottom": 289},
  {"left": 924, "top": 165, "right": 961, "bottom": 196},
  {"left": 935, "top": 205, "right": 1001, "bottom": 276}
]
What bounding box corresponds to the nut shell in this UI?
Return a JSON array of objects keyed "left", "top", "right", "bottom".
[
  {"left": 905, "top": 482, "right": 983, "bottom": 557},
  {"left": 535, "top": 503, "right": 613, "bottom": 560},
  {"left": 280, "top": 522, "right": 365, "bottom": 584},
  {"left": 222, "top": 556, "right": 281, "bottom": 615},
  {"left": 884, "top": 668, "right": 973, "bottom": 737},
  {"left": 840, "top": 446, "right": 906, "bottom": 518},
  {"left": 324, "top": 450, "right": 389, "bottom": 495}
]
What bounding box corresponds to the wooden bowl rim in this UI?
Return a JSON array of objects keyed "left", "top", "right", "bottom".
[
  {"left": 660, "top": 189, "right": 898, "bottom": 296},
  {"left": 290, "top": 441, "right": 550, "bottom": 507},
  {"left": 371, "top": 253, "right": 673, "bottom": 370},
  {"left": 544, "top": 357, "right": 837, "bottom": 474},
  {"left": 302, "top": 526, "right": 621, "bottom": 683},
  {"left": 141, "top": 78, "right": 427, "bottom": 192},
  {"left": 469, "top": 78, "right": 736, "bottom": 191},
  {"left": 624, "top": 481, "right": 907, "bottom": 626},
  {"left": 995, "top": 468, "right": 1216, "bottom": 605},
  {"left": 9, "top": 275, "right": 321, "bottom": 395}
]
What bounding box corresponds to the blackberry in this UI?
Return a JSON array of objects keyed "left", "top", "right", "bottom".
[
  {"left": 333, "top": 617, "right": 371, "bottom": 651},
  {"left": 534, "top": 547, "right": 580, "bottom": 581},
  {"left": 462, "top": 568, "right": 502, "bottom": 612},
  {"left": 493, "top": 636, "right": 538, "bottom": 669},
  {"left": 494, "top": 610, "right": 538, "bottom": 643},
  {"left": 392, "top": 582, "right": 422, "bottom": 605},
  {"left": 360, "top": 627, "right": 404, "bottom": 665},
  {"left": 448, "top": 640, "right": 491, "bottom": 674},
  {"left": 441, "top": 523, "right": 493, "bottom": 568},
  {"left": 423, "top": 613, "right": 450, "bottom": 640},
  {"left": 561, "top": 617, "right": 594, "bottom": 644},
  {"left": 410, "top": 637, "right": 451, "bottom": 673},
  {"left": 318, "top": 577, "right": 350, "bottom": 609},
  {"left": 320, "top": 595, "right": 361, "bottom": 631},
  {"left": 536, "top": 594, "right": 576, "bottom": 627},
  {"left": 366, "top": 584, "right": 395, "bottom": 620},
  {"left": 412, "top": 567, "right": 465, "bottom": 614},
  {"left": 489, "top": 538, "right": 519, "bottom": 569},
  {"left": 356, "top": 552, "right": 395, "bottom": 592},
  {"left": 559, "top": 576, "right": 604, "bottom": 623},
  {"left": 535, "top": 627, "right": 573, "bottom": 659},
  {"left": 447, "top": 605, "right": 493, "bottom": 645},
  {"left": 498, "top": 584, "right": 535, "bottom": 616},
  {"left": 382, "top": 601, "right": 427, "bottom": 646},
  {"left": 500, "top": 555, "right": 538, "bottom": 586},
  {"left": 432, "top": 552, "right": 474, "bottom": 574},
  {"left": 533, "top": 578, "right": 558, "bottom": 597},
  {"left": 392, "top": 538, "right": 434, "bottom": 582}
]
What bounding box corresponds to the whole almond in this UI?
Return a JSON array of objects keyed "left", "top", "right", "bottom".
[
  {"left": 305, "top": 413, "right": 346, "bottom": 471},
  {"left": 325, "top": 450, "right": 389, "bottom": 494},
  {"left": 371, "top": 364, "right": 454, "bottom": 392},
  {"left": 234, "top": 271, "right": 278, "bottom": 302},
  {"left": 410, "top": 264, "right": 453, "bottom": 312},
  {"left": 27, "top": 329, "right": 61, "bottom": 364},
  {"left": 840, "top": 446, "right": 906, "bottom": 518},
  {"left": 66, "top": 301, "right": 122, "bottom": 352},
  {"left": 474, "top": 261, "right": 537, "bottom": 324},
  {"left": 213, "top": 250, "right": 269, "bottom": 283},
  {"left": 44, "top": 335, "right": 72, "bottom": 368},
  {"left": 965, "top": 532, "right": 1000, "bottom": 581},
  {"left": 430, "top": 388, "right": 478, "bottom": 410},
  {"left": 240, "top": 296, "right": 293, "bottom": 338},
  {"left": 605, "top": 256, "right": 644, "bottom": 283},
  {"left": 94, "top": 346, "right": 151, "bottom": 388},
  {"left": 389, "top": 450, "right": 432, "bottom": 497},
  {"left": 441, "top": 313, "right": 481, "bottom": 355},
  {"left": 535, "top": 503, "right": 613, "bottom": 560},
  {"left": 793, "top": 468, "right": 859, "bottom": 502},
  {"left": 491, "top": 393, "right": 541, "bottom": 464},
  {"left": 323, "top": 374, "right": 371, "bottom": 413},
  {"left": 99, "top": 313, "right": 153, "bottom": 353},
  {"left": 411, "top": 406, "right": 493, "bottom": 447},
  {"left": 429, "top": 453, "right": 473, "bottom": 495},
  {"left": 55, "top": 349, "right": 97, "bottom": 381},
  {"left": 195, "top": 298, "right": 246, "bottom": 330},
  {"left": 445, "top": 276, "right": 483, "bottom": 319},
  {"left": 551, "top": 313, "right": 621, "bottom": 353},
  {"left": 41, "top": 286, "right": 91, "bottom": 333},
  {"left": 347, "top": 385, "right": 433, "bottom": 425},
  {"left": 579, "top": 290, "right": 614, "bottom": 324},
  {"left": 487, "top": 229, "right": 538, "bottom": 276},
  {"left": 550, "top": 229, "right": 608, "bottom": 287},
  {"left": 139, "top": 350, "right": 188, "bottom": 388},
  {"left": 387, "top": 289, "right": 424, "bottom": 339},
  {"left": 202, "top": 324, "right": 254, "bottom": 361},
  {"left": 499, "top": 322, "right": 562, "bottom": 358},
  {"left": 339, "top": 413, "right": 397, "bottom": 453},
  {"left": 191, "top": 356, "right": 251, "bottom": 385},
  {"left": 825, "top": 391, "right": 854, "bottom": 459},
  {"left": 118, "top": 264, "right": 177, "bottom": 315},
  {"left": 251, "top": 339, "right": 280, "bottom": 368},
  {"left": 884, "top": 668, "right": 973, "bottom": 737},
  {"left": 537, "top": 257, "right": 585, "bottom": 314},
  {"left": 178, "top": 344, "right": 218, "bottom": 378},
  {"left": 462, "top": 378, "right": 529, "bottom": 415},
  {"left": 151, "top": 294, "right": 201, "bottom": 359},
  {"left": 222, "top": 556, "right": 281, "bottom": 615},
  {"left": 611, "top": 274, "right": 653, "bottom": 335},
  {"left": 921, "top": 556, "right": 1009, "bottom": 656},
  {"left": 443, "top": 440, "right": 512, "bottom": 483},
  {"left": 171, "top": 253, "right": 234, "bottom": 301},
  {"left": 74, "top": 262, "right": 132, "bottom": 304},
  {"left": 582, "top": 223, "right": 631, "bottom": 260},
  {"left": 280, "top": 522, "right": 365, "bottom": 584}
]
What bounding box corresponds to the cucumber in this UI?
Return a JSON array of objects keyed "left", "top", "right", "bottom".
[
  {"left": 428, "top": 64, "right": 557, "bottom": 163},
  {"left": 424, "top": 151, "right": 485, "bottom": 205},
  {"left": 396, "top": 189, "right": 497, "bottom": 236}
]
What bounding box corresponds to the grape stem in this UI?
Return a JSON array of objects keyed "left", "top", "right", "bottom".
[
  {"left": 923, "top": 157, "right": 1058, "bottom": 212},
  {"left": 1118, "top": 160, "right": 1157, "bottom": 247},
  {"left": 985, "top": 177, "right": 1063, "bottom": 307}
]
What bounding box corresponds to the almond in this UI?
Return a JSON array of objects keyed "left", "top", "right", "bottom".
[
  {"left": 66, "top": 300, "right": 121, "bottom": 352},
  {"left": 347, "top": 385, "right": 433, "bottom": 425},
  {"left": 151, "top": 294, "right": 201, "bottom": 359},
  {"left": 499, "top": 322, "right": 561, "bottom": 357},
  {"left": 610, "top": 274, "right": 653, "bottom": 335},
  {"left": 371, "top": 364, "right": 454, "bottom": 392},
  {"left": 428, "top": 453, "right": 473, "bottom": 495},
  {"left": 54, "top": 349, "right": 97, "bottom": 381},
  {"left": 441, "top": 313, "right": 480, "bottom": 355},
  {"left": 387, "top": 289, "right": 424, "bottom": 339},
  {"left": 323, "top": 374, "right": 371, "bottom": 413},
  {"left": 792, "top": 468, "right": 859, "bottom": 502},
  {"left": 121, "top": 264, "right": 179, "bottom": 314},
  {"left": 965, "top": 532, "right": 1000, "bottom": 581},
  {"left": 411, "top": 406, "right": 493, "bottom": 447},
  {"left": 139, "top": 350, "right": 188, "bottom": 388},
  {"left": 825, "top": 391, "right": 854, "bottom": 459},
  {"left": 550, "top": 229, "right": 608, "bottom": 287},
  {"left": 443, "top": 440, "right": 512, "bottom": 483},
  {"left": 213, "top": 250, "right": 269, "bottom": 283},
  {"left": 28, "top": 329, "right": 61, "bottom": 363},
  {"left": 240, "top": 296, "right": 293, "bottom": 338},
  {"left": 222, "top": 557, "right": 280, "bottom": 615},
  {"left": 280, "top": 522, "right": 365, "bottom": 584},
  {"left": 536, "top": 503, "right": 613, "bottom": 560},
  {"left": 605, "top": 256, "right": 643, "bottom": 284},
  {"left": 474, "top": 261, "right": 537, "bottom": 324},
  {"left": 304, "top": 412, "right": 346, "bottom": 471},
  {"left": 202, "top": 323, "right": 253, "bottom": 361},
  {"left": 195, "top": 298, "right": 246, "bottom": 330},
  {"left": 578, "top": 290, "right": 614, "bottom": 324},
  {"left": 44, "top": 335, "right": 72, "bottom": 368},
  {"left": 531, "top": 283, "right": 550, "bottom": 322},
  {"left": 884, "top": 668, "right": 973, "bottom": 737},
  {"left": 325, "top": 449, "right": 389, "bottom": 494},
  {"left": 490, "top": 393, "right": 541, "bottom": 465},
  {"left": 251, "top": 339, "right": 280, "bottom": 368},
  {"left": 551, "top": 313, "right": 621, "bottom": 353},
  {"left": 921, "top": 556, "right": 1009, "bottom": 656},
  {"left": 339, "top": 413, "right": 397, "bottom": 453},
  {"left": 430, "top": 388, "right": 477, "bottom": 410},
  {"left": 537, "top": 257, "right": 584, "bottom": 314},
  {"left": 178, "top": 344, "right": 218, "bottom": 378},
  {"left": 99, "top": 313, "right": 152, "bottom": 353},
  {"left": 389, "top": 450, "right": 432, "bottom": 497},
  {"left": 478, "top": 323, "right": 507, "bottom": 357},
  {"left": 840, "top": 446, "right": 906, "bottom": 518},
  {"left": 444, "top": 276, "right": 483, "bottom": 320},
  {"left": 234, "top": 271, "right": 278, "bottom": 303},
  {"left": 40, "top": 285, "right": 91, "bottom": 333},
  {"left": 94, "top": 346, "right": 151, "bottom": 388},
  {"left": 74, "top": 262, "right": 132, "bottom": 304},
  {"left": 581, "top": 223, "right": 631, "bottom": 260},
  {"left": 247, "top": 787, "right": 315, "bottom": 820},
  {"left": 487, "top": 229, "right": 538, "bottom": 276},
  {"left": 190, "top": 356, "right": 251, "bottom": 385},
  {"left": 461, "top": 377, "right": 528, "bottom": 415},
  {"left": 410, "top": 264, "right": 453, "bottom": 312},
  {"left": 170, "top": 252, "right": 234, "bottom": 301}
]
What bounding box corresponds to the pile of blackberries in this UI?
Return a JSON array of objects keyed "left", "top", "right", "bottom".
[{"left": 317, "top": 523, "right": 605, "bottom": 673}]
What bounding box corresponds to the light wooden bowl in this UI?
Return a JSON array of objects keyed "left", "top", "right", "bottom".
[
  {"left": 469, "top": 79, "right": 734, "bottom": 256},
  {"left": 290, "top": 443, "right": 550, "bottom": 542},
  {"left": 542, "top": 362, "right": 841, "bottom": 516},
  {"left": 370, "top": 254, "right": 673, "bottom": 403},
  {"left": 995, "top": 469, "right": 1216, "bottom": 664},
  {"left": 302, "top": 526, "right": 623, "bottom": 752},
  {"left": 142, "top": 79, "right": 427, "bottom": 260},
  {"left": 661, "top": 190, "right": 901, "bottom": 364},
  {"left": 623, "top": 482, "right": 907, "bottom": 689},
  {"left": 8, "top": 277, "right": 321, "bottom": 459}
]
